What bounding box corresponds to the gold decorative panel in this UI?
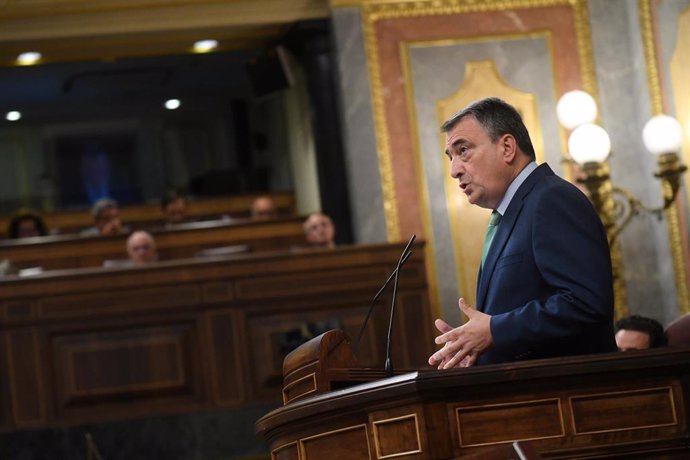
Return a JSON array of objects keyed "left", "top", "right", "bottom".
[
  {"left": 437, "top": 59, "right": 542, "bottom": 306},
  {"left": 638, "top": 0, "right": 690, "bottom": 313},
  {"left": 357, "top": 0, "right": 605, "bottom": 318},
  {"left": 668, "top": 4, "right": 690, "bottom": 315}
]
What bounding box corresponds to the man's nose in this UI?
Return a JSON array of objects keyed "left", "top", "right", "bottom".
[{"left": 450, "top": 157, "right": 463, "bottom": 178}]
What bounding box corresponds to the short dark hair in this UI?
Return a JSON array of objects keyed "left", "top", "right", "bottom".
[
  {"left": 161, "top": 189, "right": 186, "bottom": 210},
  {"left": 7, "top": 210, "right": 47, "bottom": 238},
  {"left": 91, "top": 198, "right": 118, "bottom": 220},
  {"left": 441, "top": 97, "right": 536, "bottom": 160},
  {"left": 615, "top": 314, "right": 668, "bottom": 348}
]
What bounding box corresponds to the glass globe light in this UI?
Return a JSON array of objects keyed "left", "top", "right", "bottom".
[
  {"left": 568, "top": 123, "right": 611, "bottom": 164},
  {"left": 556, "top": 90, "right": 598, "bottom": 130},
  {"left": 642, "top": 114, "right": 683, "bottom": 156}
]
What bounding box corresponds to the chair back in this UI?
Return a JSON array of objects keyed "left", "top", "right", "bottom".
[{"left": 666, "top": 313, "right": 690, "bottom": 346}]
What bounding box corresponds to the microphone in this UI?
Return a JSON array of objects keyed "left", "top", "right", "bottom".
[
  {"left": 351, "top": 235, "right": 416, "bottom": 367},
  {"left": 384, "top": 234, "right": 415, "bottom": 377}
]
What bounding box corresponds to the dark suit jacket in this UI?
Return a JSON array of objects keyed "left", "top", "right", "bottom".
[{"left": 477, "top": 163, "right": 616, "bottom": 365}]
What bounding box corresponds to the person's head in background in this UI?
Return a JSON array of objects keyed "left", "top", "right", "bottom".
[
  {"left": 92, "top": 198, "right": 123, "bottom": 235},
  {"left": 614, "top": 314, "right": 668, "bottom": 351},
  {"left": 8, "top": 210, "right": 47, "bottom": 239},
  {"left": 161, "top": 190, "right": 187, "bottom": 225},
  {"left": 126, "top": 230, "right": 158, "bottom": 266},
  {"left": 303, "top": 212, "right": 335, "bottom": 249},
  {"left": 251, "top": 196, "right": 278, "bottom": 221}
]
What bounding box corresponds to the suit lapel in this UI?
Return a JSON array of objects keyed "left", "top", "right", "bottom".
[{"left": 475, "top": 164, "right": 554, "bottom": 310}]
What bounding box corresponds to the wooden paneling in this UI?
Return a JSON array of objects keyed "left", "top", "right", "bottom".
[
  {"left": 0, "top": 192, "right": 295, "bottom": 237},
  {"left": 570, "top": 387, "right": 677, "bottom": 434},
  {"left": 52, "top": 324, "right": 197, "bottom": 408},
  {"left": 5, "top": 328, "right": 46, "bottom": 427},
  {"left": 456, "top": 399, "right": 564, "bottom": 447},
  {"left": 0, "top": 216, "right": 306, "bottom": 271},
  {"left": 0, "top": 242, "right": 433, "bottom": 430},
  {"left": 300, "top": 425, "right": 371, "bottom": 460}
]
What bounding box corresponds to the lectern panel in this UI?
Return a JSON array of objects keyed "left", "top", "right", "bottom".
[
  {"left": 373, "top": 413, "right": 422, "bottom": 458},
  {"left": 300, "top": 424, "right": 371, "bottom": 459},
  {"left": 570, "top": 386, "right": 678, "bottom": 434},
  {"left": 455, "top": 398, "right": 564, "bottom": 447}
]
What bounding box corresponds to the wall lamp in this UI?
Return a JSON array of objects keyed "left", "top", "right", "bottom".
[{"left": 556, "top": 90, "right": 687, "bottom": 245}]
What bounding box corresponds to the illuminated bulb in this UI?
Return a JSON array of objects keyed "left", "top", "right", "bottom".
[
  {"left": 16, "top": 52, "right": 42, "bottom": 66},
  {"left": 193, "top": 40, "right": 218, "bottom": 53},
  {"left": 6, "top": 111, "right": 21, "bottom": 121},
  {"left": 165, "top": 99, "right": 181, "bottom": 110},
  {"left": 642, "top": 114, "right": 683, "bottom": 156},
  {"left": 568, "top": 123, "right": 611, "bottom": 164},
  {"left": 556, "top": 90, "right": 598, "bottom": 130}
]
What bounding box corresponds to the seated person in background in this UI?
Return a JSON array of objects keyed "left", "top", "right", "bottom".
[
  {"left": 126, "top": 231, "right": 158, "bottom": 266},
  {"left": 303, "top": 212, "right": 336, "bottom": 249},
  {"left": 614, "top": 314, "right": 667, "bottom": 351},
  {"left": 161, "top": 190, "right": 188, "bottom": 226},
  {"left": 7, "top": 209, "right": 48, "bottom": 238},
  {"left": 81, "top": 198, "right": 127, "bottom": 236},
  {"left": 251, "top": 196, "right": 278, "bottom": 221}
]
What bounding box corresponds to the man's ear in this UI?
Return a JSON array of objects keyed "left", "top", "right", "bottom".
[{"left": 501, "top": 134, "right": 518, "bottom": 163}]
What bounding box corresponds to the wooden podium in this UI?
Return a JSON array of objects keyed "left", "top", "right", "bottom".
[{"left": 256, "top": 330, "right": 690, "bottom": 459}]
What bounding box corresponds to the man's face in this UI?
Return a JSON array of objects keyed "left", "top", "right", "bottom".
[
  {"left": 305, "top": 215, "right": 335, "bottom": 246},
  {"left": 127, "top": 233, "right": 156, "bottom": 265},
  {"left": 165, "top": 198, "right": 187, "bottom": 224},
  {"left": 252, "top": 198, "right": 277, "bottom": 221},
  {"left": 96, "top": 206, "right": 121, "bottom": 234},
  {"left": 444, "top": 116, "right": 510, "bottom": 210},
  {"left": 18, "top": 219, "right": 40, "bottom": 238},
  {"left": 615, "top": 329, "right": 651, "bottom": 351}
]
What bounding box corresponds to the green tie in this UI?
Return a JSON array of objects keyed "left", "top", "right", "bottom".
[{"left": 481, "top": 210, "right": 501, "bottom": 266}]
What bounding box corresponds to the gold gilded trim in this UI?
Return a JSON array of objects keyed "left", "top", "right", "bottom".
[
  {"left": 372, "top": 413, "right": 422, "bottom": 458},
  {"left": 362, "top": 5, "right": 401, "bottom": 241},
  {"left": 431, "top": 53, "right": 544, "bottom": 307},
  {"left": 639, "top": 0, "right": 690, "bottom": 315},
  {"left": 360, "top": 0, "right": 596, "bottom": 224},
  {"left": 399, "top": 40, "right": 442, "bottom": 318}
]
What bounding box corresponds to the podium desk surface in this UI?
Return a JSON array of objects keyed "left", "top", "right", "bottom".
[{"left": 257, "top": 347, "right": 690, "bottom": 459}]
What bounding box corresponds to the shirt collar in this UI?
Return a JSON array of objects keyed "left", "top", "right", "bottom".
[{"left": 495, "top": 161, "right": 538, "bottom": 216}]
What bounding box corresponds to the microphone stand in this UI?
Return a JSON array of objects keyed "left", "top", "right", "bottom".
[
  {"left": 352, "top": 250, "right": 411, "bottom": 356},
  {"left": 384, "top": 241, "right": 407, "bottom": 378}
]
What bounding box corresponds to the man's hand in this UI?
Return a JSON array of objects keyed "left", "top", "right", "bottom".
[
  {"left": 101, "top": 218, "right": 123, "bottom": 235},
  {"left": 428, "top": 298, "right": 493, "bottom": 369}
]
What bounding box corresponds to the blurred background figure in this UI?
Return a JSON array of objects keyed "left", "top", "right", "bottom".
[
  {"left": 7, "top": 209, "right": 48, "bottom": 239},
  {"left": 126, "top": 230, "right": 158, "bottom": 266},
  {"left": 81, "top": 198, "right": 127, "bottom": 236},
  {"left": 614, "top": 314, "right": 668, "bottom": 351},
  {"left": 161, "top": 190, "right": 188, "bottom": 226},
  {"left": 250, "top": 195, "right": 278, "bottom": 221},
  {"left": 303, "top": 212, "right": 335, "bottom": 249}
]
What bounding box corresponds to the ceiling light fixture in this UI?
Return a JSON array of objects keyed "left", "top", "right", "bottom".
[
  {"left": 165, "top": 99, "right": 181, "bottom": 110},
  {"left": 16, "top": 51, "right": 42, "bottom": 66},
  {"left": 6, "top": 111, "right": 22, "bottom": 121},
  {"left": 193, "top": 39, "right": 218, "bottom": 53}
]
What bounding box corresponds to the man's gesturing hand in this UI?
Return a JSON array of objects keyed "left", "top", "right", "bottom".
[{"left": 427, "top": 298, "right": 493, "bottom": 369}]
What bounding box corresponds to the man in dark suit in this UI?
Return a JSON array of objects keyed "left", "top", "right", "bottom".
[{"left": 428, "top": 97, "right": 616, "bottom": 368}]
